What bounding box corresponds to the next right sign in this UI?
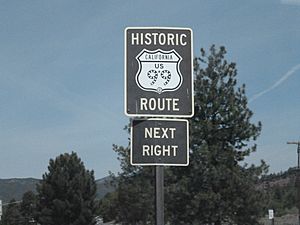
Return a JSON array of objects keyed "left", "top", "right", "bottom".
[{"left": 131, "top": 118, "right": 189, "bottom": 166}]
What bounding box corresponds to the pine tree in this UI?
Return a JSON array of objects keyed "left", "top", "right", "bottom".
[
  {"left": 101, "top": 144, "right": 154, "bottom": 224},
  {"left": 19, "top": 191, "right": 36, "bottom": 225},
  {"left": 98, "top": 192, "right": 118, "bottom": 223},
  {"left": 1, "top": 199, "right": 22, "bottom": 225},
  {"left": 104, "top": 45, "right": 267, "bottom": 225},
  {"left": 36, "top": 152, "right": 97, "bottom": 225},
  {"left": 166, "top": 45, "right": 268, "bottom": 225}
]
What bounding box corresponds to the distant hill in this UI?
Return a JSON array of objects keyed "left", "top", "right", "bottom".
[
  {"left": 96, "top": 176, "right": 116, "bottom": 199},
  {"left": 2, "top": 168, "right": 297, "bottom": 205},
  {"left": 0, "top": 176, "right": 115, "bottom": 203},
  {"left": 258, "top": 167, "right": 299, "bottom": 216},
  {"left": 258, "top": 167, "right": 298, "bottom": 189},
  {"left": 0, "top": 178, "right": 39, "bottom": 203}
]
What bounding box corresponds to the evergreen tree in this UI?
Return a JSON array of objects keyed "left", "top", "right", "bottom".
[
  {"left": 101, "top": 145, "right": 154, "bottom": 224},
  {"left": 19, "top": 191, "right": 36, "bottom": 225},
  {"left": 1, "top": 199, "right": 22, "bottom": 225},
  {"left": 104, "top": 45, "right": 267, "bottom": 225},
  {"left": 98, "top": 192, "right": 118, "bottom": 223},
  {"left": 166, "top": 45, "right": 267, "bottom": 225},
  {"left": 36, "top": 152, "right": 97, "bottom": 225}
]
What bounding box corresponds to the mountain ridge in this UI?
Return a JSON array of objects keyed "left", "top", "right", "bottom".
[{"left": 0, "top": 176, "right": 114, "bottom": 203}]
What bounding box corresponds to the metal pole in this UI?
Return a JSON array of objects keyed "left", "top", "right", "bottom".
[
  {"left": 297, "top": 143, "right": 300, "bottom": 225},
  {"left": 156, "top": 165, "right": 164, "bottom": 225},
  {"left": 0, "top": 200, "right": 2, "bottom": 221},
  {"left": 287, "top": 141, "right": 300, "bottom": 225},
  {"left": 297, "top": 167, "right": 300, "bottom": 225},
  {"left": 297, "top": 143, "right": 300, "bottom": 169}
]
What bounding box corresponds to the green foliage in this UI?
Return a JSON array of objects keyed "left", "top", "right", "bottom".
[
  {"left": 0, "top": 178, "right": 38, "bottom": 203},
  {"left": 1, "top": 192, "right": 37, "bottom": 225},
  {"left": 165, "top": 45, "right": 267, "bottom": 225},
  {"left": 98, "top": 192, "right": 118, "bottom": 223},
  {"left": 100, "top": 145, "right": 154, "bottom": 225},
  {"left": 192, "top": 46, "right": 262, "bottom": 161},
  {"left": 102, "top": 45, "right": 268, "bottom": 225},
  {"left": 117, "top": 171, "right": 154, "bottom": 224},
  {"left": 260, "top": 168, "right": 298, "bottom": 217},
  {"left": 95, "top": 176, "right": 116, "bottom": 199},
  {"left": 1, "top": 199, "right": 22, "bottom": 225},
  {"left": 36, "top": 152, "right": 97, "bottom": 225},
  {"left": 19, "top": 191, "right": 36, "bottom": 225},
  {"left": 0, "top": 177, "right": 114, "bottom": 206}
]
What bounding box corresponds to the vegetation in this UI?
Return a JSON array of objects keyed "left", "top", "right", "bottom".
[
  {"left": 35, "top": 152, "right": 97, "bottom": 225},
  {"left": 260, "top": 168, "right": 298, "bottom": 217},
  {"left": 0, "top": 177, "right": 114, "bottom": 204},
  {"left": 0, "top": 159, "right": 299, "bottom": 225},
  {"left": 0, "top": 153, "right": 104, "bottom": 225},
  {"left": 99, "top": 146, "right": 155, "bottom": 224},
  {"left": 1, "top": 199, "right": 22, "bottom": 225},
  {"left": 0, "top": 178, "right": 39, "bottom": 203},
  {"left": 99, "top": 45, "right": 268, "bottom": 225},
  {"left": 1, "top": 46, "right": 299, "bottom": 224},
  {"left": 1, "top": 192, "right": 36, "bottom": 225},
  {"left": 167, "top": 45, "right": 268, "bottom": 225}
]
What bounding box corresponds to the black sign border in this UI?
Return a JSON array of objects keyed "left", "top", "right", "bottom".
[
  {"left": 130, "top": 118, "right": 190, "bottom": 166},
  {"left": 124, "top": 27, "right": 194, "bottom": 118}
]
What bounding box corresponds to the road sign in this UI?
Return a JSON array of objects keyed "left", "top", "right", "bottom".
[
  {"left": 131, "top": 118, "right": 189, "bottom": 166},
  {"left": 268, "top": 209, "right": 274, "bottom": 220},
  {"left": 125, "top": 27, "right": 194, "bottom": 118}
]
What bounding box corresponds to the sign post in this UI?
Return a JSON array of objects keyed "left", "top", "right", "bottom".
[
  {"left": 131, "top": 118, "right": 188, "bottom": 225},
  {"left": 125, "top": 27, "right": 193, "bottom": 225},
  {"left": 0, "top": 200, "right": 2, "bottom": 221},
  {"left": 268, "top": 209, "right": 274, "bottom": 225},
  {"left": 156, "top": 166, "right": 164, "bottom": 225}
]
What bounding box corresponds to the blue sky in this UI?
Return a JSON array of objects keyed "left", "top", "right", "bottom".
[{"left": 1, "top": 0, "right": 300, "bottom": 179}]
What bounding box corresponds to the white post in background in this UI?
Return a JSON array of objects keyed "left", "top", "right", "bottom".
[
  {"left": 268, "top": 209, "right": 274, "bottom": 225},
  {"left": 0, "top": 200, "right": 2, "bottom": 221}
]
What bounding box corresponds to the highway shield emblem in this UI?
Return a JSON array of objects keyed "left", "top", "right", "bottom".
[{"left": 135, "top": 49, "right": 183, "bottom": 94}]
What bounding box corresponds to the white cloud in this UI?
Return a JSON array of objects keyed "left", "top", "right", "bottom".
[
  {"left": 250, "top": 64, "right": 300, "bottom": 103},
  {"left": 281, "top": 0, "right": 300, "bottom": 6}
]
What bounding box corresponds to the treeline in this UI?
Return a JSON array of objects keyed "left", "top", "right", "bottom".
[
  {"left": 0, "top": 152, "right": 99, "bottom": 225},
  {"left": 2, "top": 45, "right": 295, "bottom": 225},
  {"left": 260, "top": 168, "right": 299, "bottom": 217},
  {"left": 98, "top": 46, "right": 268, "bottom": 225},
  {"left": 1, "top": 163, "right": 298, "bottom": 225},
  {"left": 1, "top": 192, "right": 36, "bottom": 225},
  {"left": 261, "top": 167, "right": 298, "bottom": 182}
]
